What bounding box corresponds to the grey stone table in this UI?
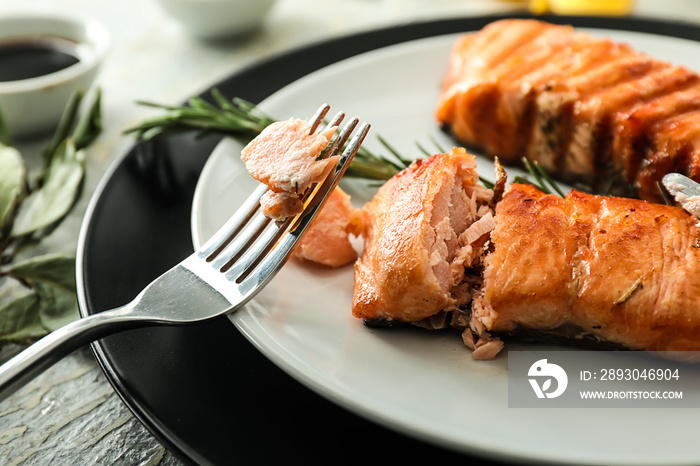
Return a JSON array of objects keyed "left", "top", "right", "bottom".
[{"left": 0, "top": 0, "right": 696, "bottom": 464}]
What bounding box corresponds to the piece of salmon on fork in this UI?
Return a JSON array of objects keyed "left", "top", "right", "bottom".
[{"left": 0, "top": 104, "right": 370, "bottom": 401}]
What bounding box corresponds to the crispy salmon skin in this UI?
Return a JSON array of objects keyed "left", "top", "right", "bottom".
[{"left": 436, "top": 19, "right": 700, "bottom": 202}]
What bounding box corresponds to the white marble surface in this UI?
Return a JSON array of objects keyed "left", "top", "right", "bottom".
[{"left": 1, "top": 0, "right": 699, "bottom": 464}]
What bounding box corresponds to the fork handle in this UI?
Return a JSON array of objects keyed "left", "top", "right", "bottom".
[{"left": 0, "top": 306, "right": 142, "bottom": 402}]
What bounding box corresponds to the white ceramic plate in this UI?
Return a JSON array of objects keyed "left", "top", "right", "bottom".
[{"left": 191, "top": 30, "right": 700, "bottom": 465}]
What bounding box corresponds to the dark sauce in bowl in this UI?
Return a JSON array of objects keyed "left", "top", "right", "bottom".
[{"left": 0, "top": 36, "right": 81, "bottom": 82}]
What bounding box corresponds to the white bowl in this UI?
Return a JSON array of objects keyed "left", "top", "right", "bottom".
[
  {"left": 154, "top": 0, "right": 277, "bottom": 39},
  {"left": 0, "top": 13, "right": 109, "bottom": 139}
]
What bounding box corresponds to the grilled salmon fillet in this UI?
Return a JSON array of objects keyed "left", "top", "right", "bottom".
[
  {"left": 350, "top": 149, "right": 700, "bottom": 360},
  {"left": 472, "top": 183, "right": 700, "bottom": 358},
  {"left": 436, "top": 19, "right": 700, "bottom": 202},
  {"left": 351, "top": 147, "right": 496, "bottom": 327}
]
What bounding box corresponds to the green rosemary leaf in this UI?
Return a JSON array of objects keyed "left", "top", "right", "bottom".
[
  {"left": 479, "top": 177, "right": 495, "bottom": 190},
  {"left": 521, "top": 157, "right": 545, "bottom": 187},
  {"left": 657, "top": 181, "right": 673, "bottom": 205},
  {"left": 187, "top": 96, "right": 218, "bottom": 112},
  {"left": 415, "top": 141, "right": 433, "bottom": 158},
  {"left": 126, "top": 90, "right": 417, "bottom": 182},
  {"left": 512, "top": 175, "right": 549, "bottom": 194},
  {"left": 376, "top": 134, "right": 413, "bottom": 168},
  {"left": 519, "top": 157, "right": 568, "bottom": 197},
  {"left": 133, "top": 100, "right": 184, "bottom": 111},
  {"left": 344, "top": 157, "right": 400, "bottom": 180},
  {"left": 429, "top": 134, "right": 446, "bottom": 153},
  {"left": 512, "top": 175, "right": 533, "bottom": 185},
  {"left": 532, "top": 159, "right": 566, "bottom": 197},
  {"left": 211, "top": 88, "right": 238, "bottom": 113}
]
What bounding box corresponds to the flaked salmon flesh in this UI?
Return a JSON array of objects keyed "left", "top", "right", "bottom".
[
  {"left": 291, "top": 187, "right": 359, "bottom": 268},
  {"left": 435, "top": 19, "right": 700, "bottom": 202},
  {"left": 241, "top": 116, "right": 359, "bottom": 267},
  {"left": 351, "top": 147, "right": 495, "bottom": 324},
  {"left": 241, "top": 118, "right": 337, "bottom": 220}
]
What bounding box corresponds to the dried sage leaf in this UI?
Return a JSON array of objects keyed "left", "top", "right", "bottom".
[
  {"left": 0, "top": 143, "right": 25, "bottom": 230},
  {"left": 0, "top": 292, "right": 46, "bottom": 344},
  {"left": 72, "top": 87, "right": 103, "bottom": 151},
  {"left": 5, "top": 253, "right": 76, "bottom": 293},
  {"left": 33, "top": 280, "right": 79, "bottom": 332},
  {"left": 0, "top": 107, "right": 11, "bottom": 147},
  {"left": 43, "top": 89, "right": 84, "bottom": 166},
  {"left": 11, "top": 140, "right": 85, "bottom": 237}
]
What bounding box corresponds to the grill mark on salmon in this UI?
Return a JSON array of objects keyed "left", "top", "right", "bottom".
[
  {"left": 497, "top": 37, "right": 621, "bottom": 165},
  {"left": 593, "top": 69, "right": 700, "bottom": 193},
  {"left": 637, "top": 110, "right": 700, "bottom": 197},
  {"left": 567, "top": 64, "right": 697, "bottom": 186},
  {"left": 436, "top": 19, "right": 700, "bottom": 202},
  {"left": 612, "top": 82, "right": 700, "bottom": 191},
  {"left": 530, "top": 54, "right": 657, "bottom": 177}
]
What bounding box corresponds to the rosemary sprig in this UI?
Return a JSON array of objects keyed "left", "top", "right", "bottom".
[
  {"left": 124, "top": 89, "right": 562, "bottom": 195},
  {"left": 346, "top": 147, "right": 404, "bottom": 180},
  {"left": 413, "top": 135, "right": 494, "bottom": 189},
  {"left": 657, "top": 181, "right": 673, "bottom": 205},
  {"left": 513, "top": 157, "right": 566, "bottom": 197},
  {"left": 125, "top": 89, "right": 276, "bottom": 142},
  {"left": 124, "top": 89, "right": 412, "bottom": 182}
]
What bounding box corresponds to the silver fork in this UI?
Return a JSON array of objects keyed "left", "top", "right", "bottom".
[{"left": 0, "top": 104, "right": 370, "bottom": 402}]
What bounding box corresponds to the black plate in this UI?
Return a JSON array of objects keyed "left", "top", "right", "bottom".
[{"left": 77, "top": 13, "right": 700, "bottom": 466}]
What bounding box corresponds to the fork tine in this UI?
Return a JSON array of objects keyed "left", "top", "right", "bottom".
[
  {"left": 224, "top": 215, "right": 291, "bottom": 282},
  {"left": 214, "top": 212, "right": 272, "bottom": 272},
  {"left": 199, "top": 183, "right": 268, "bottom": 261},
  {"left": 314, "top": 111, "right": 345, "bottom": 160},
  {"left": 308, "top": 103, "right": 330, "bottom": 134},
  {"left": 203, "top": 106, "right": 348, "bottom": 271},
  {"left": 222, "top": 116, "right": 359, "bottom": 282},
  {"left": 286, "top": 120, "right": 370, "bottom": 239},
  {"left": 325, "top": 117, "right": 358, "bottom": 159},
  {"left": 226, "top": 117, "right": 360, "bottom": 282},
  {"left": 200, "top": 101, "right": 370, "bottom": 302},
  {"left": 234, "top": 121, "right": 370, "bottom": 286},
  {"left": 326, "top": 111, "right": 345, "bottom": 130}
]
